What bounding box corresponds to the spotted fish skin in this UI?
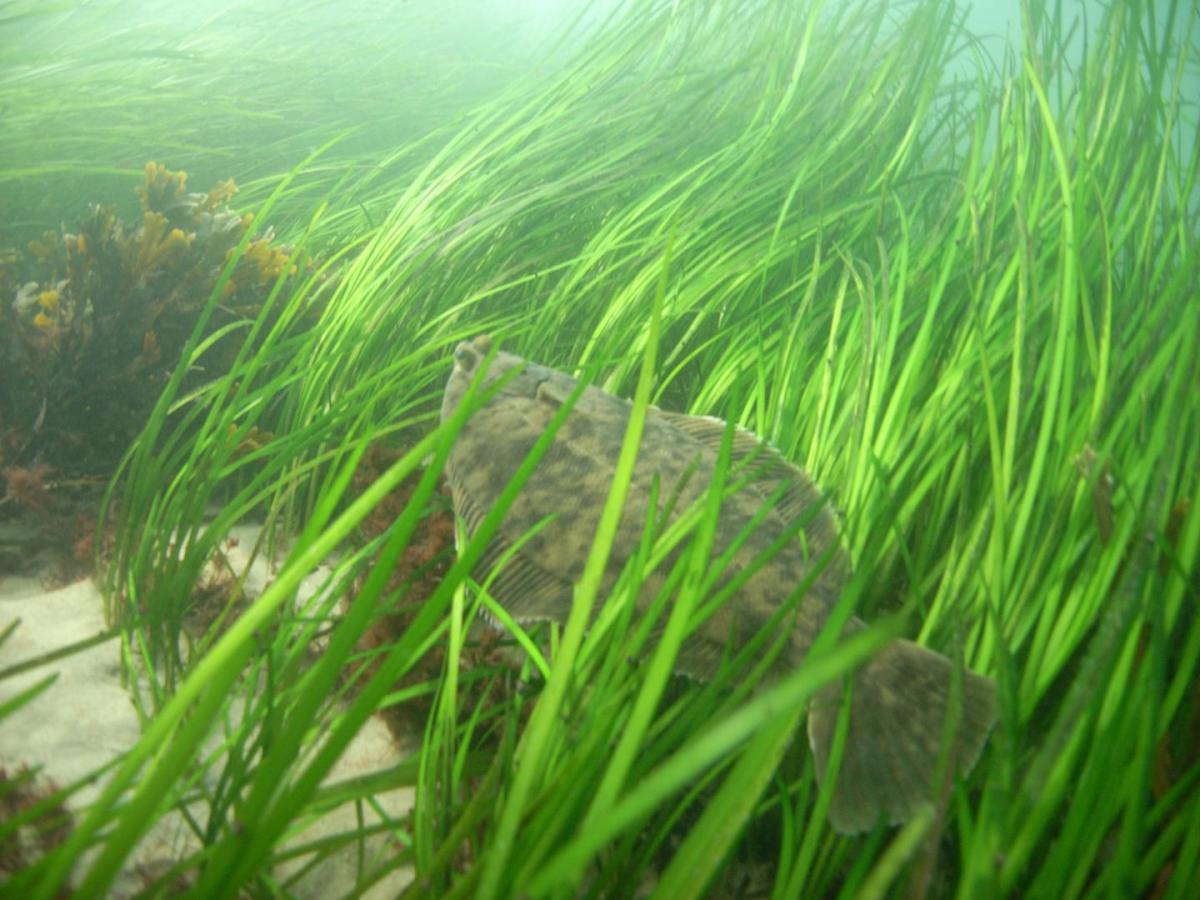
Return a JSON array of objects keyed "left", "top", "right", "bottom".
[
  {"left": 441, "top": 334, "right": 997, "bottom": 833},
  {"left": 441, "top": 335, "right": 849, "bottom": 678}
]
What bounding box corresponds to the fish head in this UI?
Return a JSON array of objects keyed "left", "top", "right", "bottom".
[{"left": 441, "top": 334, "right": 577, "bottom": 422}]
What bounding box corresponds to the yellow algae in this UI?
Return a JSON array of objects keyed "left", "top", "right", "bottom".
[
  {"left": 247, "top": 239, "right": 289, "bottom": 278},
  {"left": 203, "top": 178, "right": 237, "bottom": 210},
  {"left": 138, "top": 161, "right": 189, "bottom": 212}
]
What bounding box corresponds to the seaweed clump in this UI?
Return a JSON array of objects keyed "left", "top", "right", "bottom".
[
  {"left": 1, "top": 163, "right": 301, "bottom": 479},
  {"left": 0, "top": 164, "right": 311, "bottom": 565},
  {"left": 0, "top": 766, "right": 74, "bottom": 892},
  {"left": 347, "top": 444, "right": 459, "bottom": 741}
]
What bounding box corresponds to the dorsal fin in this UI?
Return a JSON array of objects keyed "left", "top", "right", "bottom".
[
  {"left": 652, "top": 409, "right": 839, "bottom": 545},
  {"left": 652, "top": 410, "right": 767, "bottom": 460}
]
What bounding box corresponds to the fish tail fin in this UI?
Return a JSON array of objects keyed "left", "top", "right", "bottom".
[{"left": 806, "top": 638, "right": 998, "bottom": 833}]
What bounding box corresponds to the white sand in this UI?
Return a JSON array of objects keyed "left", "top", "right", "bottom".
[{"left": 0, "top": 529, "right": 413, "bottom": 897}]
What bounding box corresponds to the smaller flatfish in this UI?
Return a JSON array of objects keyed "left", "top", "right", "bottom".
[{"left": 441, "top": 334, "right": 997, "bottom": 833}]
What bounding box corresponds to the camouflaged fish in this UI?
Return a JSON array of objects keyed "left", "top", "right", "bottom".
[{"left": 441, "top": 334, "right": 997, "bottom": 833}]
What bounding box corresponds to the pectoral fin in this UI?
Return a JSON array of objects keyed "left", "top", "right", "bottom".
[{"left": 451, "top": 481, "right": 574, "bottom": 623}]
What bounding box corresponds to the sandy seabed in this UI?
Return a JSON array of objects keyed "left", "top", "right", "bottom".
[{"left": 0, "top": 527, "right": 413, "bottom": 897}]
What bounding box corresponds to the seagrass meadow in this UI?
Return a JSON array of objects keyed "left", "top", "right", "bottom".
[{"left": 1, "top": 0, "right": 1198, "bottom": 897}]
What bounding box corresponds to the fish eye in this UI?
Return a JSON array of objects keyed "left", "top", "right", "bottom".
[{"left": 454, "top": 345, "right": 473, "bottom": 366}]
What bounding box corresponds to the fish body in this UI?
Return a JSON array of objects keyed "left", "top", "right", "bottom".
[{"left": 441, "top": 334, "right": 996, "bottom": 833}]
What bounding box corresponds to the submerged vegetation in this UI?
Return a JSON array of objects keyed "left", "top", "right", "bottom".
[
  {"left": 0, "top": 162, "right": 303, "bottom": 474},
  {"left": 0, "top": 161, "right": 310, "bottom": 573},
  {"left": 1, "top": 0, "right": 1197, "bottom": 897}
]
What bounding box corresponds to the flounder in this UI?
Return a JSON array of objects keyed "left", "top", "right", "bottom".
[{"left": 441, "top": 334, "right": 997, "bottom": 833}]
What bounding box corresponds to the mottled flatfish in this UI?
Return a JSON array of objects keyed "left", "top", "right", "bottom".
[{"left": 441, "top": 334, "right": 997, "bottom": 833}]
